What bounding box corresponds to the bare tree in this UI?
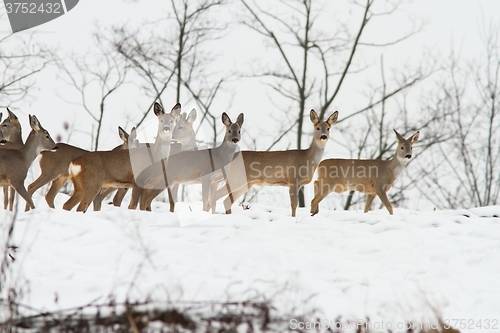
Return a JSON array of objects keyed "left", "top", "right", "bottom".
[
  {"left": 240, "top": 0, "right": 427, "bottom": 207},
  {"left": 0, "top": 18, "right": 51, "bottom": 106},
  {"left": 414, "top": 23, "right": 500, "bottom": 209},
  {"left": 55, "top": 33, "right": 129, "bottom": 150},
  {"left": 111, "top": 0, "right": 227, "bottom": 144}
]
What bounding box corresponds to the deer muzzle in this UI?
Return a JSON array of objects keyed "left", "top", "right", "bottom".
[
  {"left": 405, "top": 154, "right": 412, "bottom": 159},
  {"left": 320, "top": 135, "right": 328, "bottom": 141},
  {"left": 232, "top": 138, "right": 239, "bottom": 143}
]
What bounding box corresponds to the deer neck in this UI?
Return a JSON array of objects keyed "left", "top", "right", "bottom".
[
  {"left": 153, "top": 135, "right": 171, "bottom": 160},
  {"left": 389, "top": 151, "right": 409, "bottom": 179},
  {"left": 181, "top": 136, "right": 197, "bottom": 152},
  {"left": 19, "top": 131, "right": 42, "bottom": 164},
  {"left": 306, "top": 138, "right": 327, "bottom": 166}
]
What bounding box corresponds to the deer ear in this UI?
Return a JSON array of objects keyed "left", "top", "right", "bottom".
[
  {"left": 7, "top": 108, "right": 18, "bottom": 122},
  {"left": 29, "top": 115, "right": 42, "bottom": 132},
  {"left": 410, "top": 131, "right": 420, "bottom": 144},
  {"left": 310, "top": 109, "right": 319, "bottom": 125},
  {"left": 129, "top": 127, "right": 137, "bottom": 140},
  {"left": 236, "top": 113, "right": 244, "bottom": 127},
  {"left": 187, "top": 108, "right": 197, "bottom": 124},
  {"left": 154, "top": 102, "right": 165, "bottom": 116},
  {"left": 118, "top": 126, "right": 128, "bottom": 141},
  {"left": 327, "top": 111, "right": 338, "bottom": 126},
  {"left": 222, "top": 112, "right": 231, "bottom": 126},
  {"left": 170, "top": 102, "right": 181, "bottom": 118},
  {"left": 393, "top": 129, "right": 405, "bottom": 142}
]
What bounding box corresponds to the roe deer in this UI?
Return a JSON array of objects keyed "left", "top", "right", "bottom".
[
  {"left": 310, "top": 129, "right": 420, "bottom": 216},
  {"left": 215, "top": 109, "right": 338, "bottom": 217},
  {"left": 0, "top": 115, "right": 58, "bottom": 210},
  {"left": 25, "top": 126, "right": 136, "bottom": 211},
  {"left": 129, "top": 112, "right": 243, "bottom": 213},
  {"left": 0, "top": 108, "right": 24, "bottom": 210},
  {"left": 63, "top": 102, "right": 177, "bottom": 212},
  {"left": 135, "top": 107, "right": 198, "bottom": 212}
]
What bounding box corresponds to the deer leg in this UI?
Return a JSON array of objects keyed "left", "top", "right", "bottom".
[
  {"left": 209, "top": 179, "right": 221, "bottom": 214},
  {"left": 140, "top": 189, "right": 164, "bottom": 211},
  {"left": 3, "top": 187, "right": 8, "bottom": 210},
  {"left": 222, "top": 184, "right": 250, "bottom": 214},
  {"left": 310, "top": 180, "right": 332, "bottom": 216},
  {"left": 289, "top": 183, "right": 300, "bottom": 217},
  {"left": 375, "top": 188, "right": 393, "bottom": 215},
  {"left": 45, "top": 175, "right": 68, "bottom": 209},
  {"left": 8, "top": 187, "right": 15, "bottom": 211},
  {"left": 201, "top": 176, "right": 211, "bottom": 212},
  {"left": 113, "top": 188, "right": 128, "bottom": 207},
  {"left": 10, "top": 180, "right": 34, "bottom": 210},
  {"left": 93, "top": 188, "right": 117, "bottom": 211},
  {"left": 168, "top": 185, "right": 179, "bottom": 213},
  {"left": 364, "top": 194, "right": 376, "bottom": 213},
  {"left": 128, "top": 185, "right": 142, "bottom": 210},
  {"left": 62, "top": 188, "right": 82, "bottom": 211},
  {"left": 76, "top": 184, "right": 101, "bottom": 213},
  {"left": 27, "top": 172, "right": 60, "bottom": 210}
]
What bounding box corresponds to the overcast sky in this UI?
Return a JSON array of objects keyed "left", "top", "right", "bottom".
[{"left": 1, "top": 0, "right": 499, "bottom": 151}]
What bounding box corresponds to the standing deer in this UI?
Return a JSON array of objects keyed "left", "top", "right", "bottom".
[
  {"left": 0, "top": 115, "right": 58, "bottom": 210},
  {"left": 0, "top": 108, "right": 24, "bottom": 210},
  {"left": 25, "top": 126, "right": 136, "bottom": 211},
  {"left": 63, "top": 102, "right": 177, "bottom": 212},
  {"left": 134, "top": 107, "right": 198, "bottom": 212},
  {"left": 130, "top": 112, "right": 244, "bottom": 213},
  {"left": 310, "top": 129, "right": 420, "bottom": 216},
  {"left": 215, "top": 109, "right": 338, "bottom": 217}
]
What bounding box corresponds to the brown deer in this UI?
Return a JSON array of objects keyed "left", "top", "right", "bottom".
[
  {"left": 25, "top": 126, "right": 137, "bottom": 211},
  {"left": 0, "top": 108, "right": 24, "bottom": 210},
  {"left": 0, "top": 115, "right": 58, "bottom": 210},
  {"left": 130, "top": 112, "right": 244, "bottom": 213},
  {"left": 63, "top": 102, "right": 177, "bottom": 212},
  {"left": 310, "top": 129, "right": 420, "bottom": 216},
  {"left": 215, "top": 109, "right": 338, "bottom": 217}
]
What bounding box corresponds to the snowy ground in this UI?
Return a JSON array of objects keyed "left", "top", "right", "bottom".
[{"left": 1, "top": 193, "right": 500, "bottom": 332}]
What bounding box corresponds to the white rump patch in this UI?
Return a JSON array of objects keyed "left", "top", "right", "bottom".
[{"left": 69, "top": 162, "right": 82, "bottom": 176}]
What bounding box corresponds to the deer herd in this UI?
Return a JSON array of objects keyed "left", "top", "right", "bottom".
[{"left": 0, "top": 104, "right": 420, "bottom": 217}]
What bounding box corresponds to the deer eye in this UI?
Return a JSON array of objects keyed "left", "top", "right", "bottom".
[
  {"left": 178, "top": 126, "right": 183, "bottom": 129},
  {"left": 316, "top": 128, "right": 320, "bottom": 130},
  {"left": 238, "top": 131, "right": 240, "bottom": 134},
  {"left": 229, "top": 130, "right": 232, "bottom": 133},
  {"left": 327, "top": 128, "right": 330, "bottom": 131},
  {"left": 401, "top": 147, "right": 404, "bottom": 150},
  {"left": 46, "top": 135, "right": 49, "bottom": 139}
]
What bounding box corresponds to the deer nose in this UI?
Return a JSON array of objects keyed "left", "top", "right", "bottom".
[
  {"left": 163, "top": 126, "right": 170, "bottom": 132},
  {"left": 405, "top": 154, "right": 411, "bottom": 159},
  {"left": 320, "top": 135, "right": 327, "bottom": 140},
  {"left": 232, "top": 138, "right": 239, "bottom": 143},
  {"left": 0, "top": 139, "right": 6, "bottom": 145},
  {"left": 53, "top": 145, "right": 59, "bottom": 151}
]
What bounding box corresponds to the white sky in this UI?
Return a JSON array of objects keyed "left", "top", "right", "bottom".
[{"left": 0, "top": 0, "right": 499, "bottom": 150}]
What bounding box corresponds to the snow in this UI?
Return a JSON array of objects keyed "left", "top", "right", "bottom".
[{"left": 1, "top": 194, "right": 500, "bottom": 331}]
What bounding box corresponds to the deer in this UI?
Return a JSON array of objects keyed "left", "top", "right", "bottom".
[
  {"left": 63, "top": 102, "right": 177, "bottom": 212},
  {"left": 133, "top": 107, "right": 198, "bottom": 212},
  {"left": 214, "top": 109, "right": 338, "bottom": 217},
  {"left": 25, "top": 126, "right": 137, "bottom": 212},
  {"left": 0, "top": 108, "right": 24, "bottom": 211},
  {"left": 129, "top": 111, "right": 244, "bottom": 213},
  {"left": 310, "top": 129, "right": 420, "bottom": 216},
  {"left": 0, "top": 115, "right": 59, "bottom": 210}
]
